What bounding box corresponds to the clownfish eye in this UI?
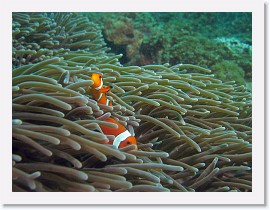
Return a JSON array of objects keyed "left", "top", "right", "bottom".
[
  {"left": 99, "top": 75, "right": 101, "bottom": 78},
  {"left": 126, "top": 141, "right": 131, "bottom": 145}
]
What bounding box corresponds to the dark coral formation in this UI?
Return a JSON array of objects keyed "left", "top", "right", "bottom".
[{"left": 12, "top": 12, "right": 252, "bottom": 192}]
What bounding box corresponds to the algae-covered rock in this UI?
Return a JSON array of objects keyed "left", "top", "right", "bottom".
[{"left": 211, "top": 60, "right": 246, "bottom": 85}]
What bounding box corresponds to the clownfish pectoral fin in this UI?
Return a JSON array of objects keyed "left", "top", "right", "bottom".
[{"left": 99, "top": 86, "right": 111, "bottom": 93}]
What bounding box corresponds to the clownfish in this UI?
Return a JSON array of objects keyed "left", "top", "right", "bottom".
[
  {"left": 100, "top": 117, "right": 137, "bottom": 149},
  {"left": 90, "top": 73, "right": 113, "bottom": 106},
  {"left": 90, "top": 73, "right": 137, "bottom": 149}
]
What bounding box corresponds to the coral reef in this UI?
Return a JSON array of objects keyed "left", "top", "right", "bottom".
[
  {"left": 103, "top": 16, "right": 143, "bottom": 63},
  {"left": 138, "top": 17, "right": 252, "bottom": 85},
  {"left": 12, "top": 12, "right": 252, "bottom": 192},
  {"left": 81, "top": 13, "right": 144, "bottom": 65},
  {"left": 84, "top": 12, "right": 252, "bottom": 85}
]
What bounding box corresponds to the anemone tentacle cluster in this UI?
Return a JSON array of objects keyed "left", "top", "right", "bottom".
[{"left": 12, "top": 12, "right": 252, "bottom": 192}]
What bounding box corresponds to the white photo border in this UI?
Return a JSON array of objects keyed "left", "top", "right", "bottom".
[{"left": 1, "top": 0, "right": 265, "bottom": 205}]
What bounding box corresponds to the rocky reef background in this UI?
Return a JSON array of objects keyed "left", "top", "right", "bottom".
[
  {"left": 12, "top": 12, "right": 252, "bottom": 192},
  {"left": 83, "top": 12, "right": 251, "bottom": 88}
]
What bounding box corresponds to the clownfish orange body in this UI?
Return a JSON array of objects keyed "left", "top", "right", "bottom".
[{"left": 90, "top": 73, "right": 137, "bottom": 149}]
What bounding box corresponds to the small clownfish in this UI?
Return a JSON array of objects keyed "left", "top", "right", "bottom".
[
  {"left": 90, "top": 73, "right": 138, "bottom": 150},
  {"left": 90, "top": 73, "right": 113, "bottom": 106}
]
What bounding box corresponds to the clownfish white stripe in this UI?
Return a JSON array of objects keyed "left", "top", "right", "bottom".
[
  {"left": 113, "top": 130, "right": 131, "bottom": 148},
  {"left": 106, "top": 99, "right": 110, "bottom": 106},
  {"left": 97, "top": 93, "right": 103, "bottom": 101},
  {"left": 95, "top": 79, "right": 103, "bottom": 90}
]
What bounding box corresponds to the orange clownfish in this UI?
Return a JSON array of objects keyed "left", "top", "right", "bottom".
[
  {"left": 100, "top": 117, "right": 137, "bottom": 149},
  {"left": 90, "top": 73, "right": 113, "bottom": 106},
  {"left": 90, "top": 73, "right": 137, "bottom": 149}
]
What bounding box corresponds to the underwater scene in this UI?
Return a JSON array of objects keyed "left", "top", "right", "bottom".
[{"left": 12, "top": 12, "right": 252, "bottom": 192}]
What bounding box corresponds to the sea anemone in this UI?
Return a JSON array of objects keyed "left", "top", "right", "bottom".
[{"left": 12, "top": 12, "right": 252, "bottom": 192}]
